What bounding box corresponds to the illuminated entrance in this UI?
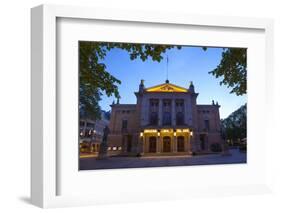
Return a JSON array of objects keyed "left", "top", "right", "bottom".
[
  {"left": 141, "top": 128, "right": 192, "bottom": 155},
  {"left": 163, "top": 136, "right": 171, "bottom": 152}
]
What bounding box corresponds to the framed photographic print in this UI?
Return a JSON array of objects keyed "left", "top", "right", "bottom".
[{"left": 31, "top": 4, "right": 274, "bottom": 208}]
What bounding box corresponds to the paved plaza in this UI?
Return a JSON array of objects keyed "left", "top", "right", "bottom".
[{"left": 79, "top": 148, "right": 246, "bottom": 170}]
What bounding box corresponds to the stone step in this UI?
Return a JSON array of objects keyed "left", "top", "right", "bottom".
[{"left": 142, "top": 152, "right": 191, "bottom": 157}]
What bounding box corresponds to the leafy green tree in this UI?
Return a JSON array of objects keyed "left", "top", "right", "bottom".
[
  {"left": 208, "top": 48, "right": 247, "bottom": 96},
  {"left": 221, "top": 104, "right": 247, "bottom": 143},
  {"left": 79, "top": 41, "right": 180, "bottom": 119},
  {"left": 80, "top": 42, "right": 247, "bottom": 120}
]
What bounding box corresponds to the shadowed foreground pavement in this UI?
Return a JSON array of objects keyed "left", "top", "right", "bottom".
[{"left": 79, "top": 148, "right": 246, "bottom": 170}]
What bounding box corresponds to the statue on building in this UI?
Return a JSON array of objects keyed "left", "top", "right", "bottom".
[
  {"left": 188, "top": 81, "right": 195, "bottom": 93},
  {"left": 97, "top": 125, "right": 110, "bottom": 159},
  {"left": 139, "top": 79, "right": 145, "bottom": 94}
]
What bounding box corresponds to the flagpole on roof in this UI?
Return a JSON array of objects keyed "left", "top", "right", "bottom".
[{"left": 166, "top": 55, "right": 169, "bottom": 82}]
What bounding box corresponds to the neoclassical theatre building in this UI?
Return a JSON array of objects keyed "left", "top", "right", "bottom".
[{"left": 107, "top": 80, "right": 222, "bottom": 156}]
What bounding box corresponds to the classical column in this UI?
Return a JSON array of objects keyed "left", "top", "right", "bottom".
[
  {"left": 158, "top": 99, "right": 162, "bottom": 126},
  {"left": 160, "top": 136, "right": 163, "bottom": 153},
  {"left": 139, "top": 134, "right": 144, "bottom": 155},
  {"left": 145, "top": 99, "right": 150, "bottom": 125},
  {"left": 157, "top": 136, "right": 161, "bottom": 153},
  {"left": 184, "top": 99, "right": 188, "bottom": 125},
  {"left": 172, "top": 99, "right": 176, "bottom": 126},
  {"left": 173, "top": 136, "right": 177, "bottom": 152},
  {"left": 184, "top": 136, "right": 189, "bottom": 152},
  {"left": 189, "top": 133, "right": 195, "bottom": 153},
  {"left": 143, "top": 135, "right": 146, "bottom": 153},
  {"left": 187, "top": 135, "right": 191, "bottom": 153},
  {"left": 171, "top": 136, "right": 174, "bottom": 152}
]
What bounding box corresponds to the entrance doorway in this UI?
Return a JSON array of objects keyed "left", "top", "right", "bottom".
[
  {"left": 177, "top": 136, "right": 184, "bottom": 152},
  {"left": 163, "top": 136, "right": 171, "bottom": 152},
  {"left": 199, "top": 134, "right": 206, "bottom": 150},
  {"left": 127, "top": 135, "right": 132, "bottom": 152},
  {"left": 149, "top": 136, "right": 157, "bottom": 153}
]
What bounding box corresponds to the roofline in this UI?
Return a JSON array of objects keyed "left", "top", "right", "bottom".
[
  {"left": 110, "top": 104, "right": 137, "bottom": 107},
  {"left": 197, "top": 104, "right": 220, "bottom": 107}
]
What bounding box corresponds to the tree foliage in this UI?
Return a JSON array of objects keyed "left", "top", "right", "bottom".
[
  {"left": 209, "top": 48, "right": 247, "bottom": 96},
  {"left": 79, "top": 41, "right": 181, "bottom": 119},
  {"left": 221, "top": 104, "right": 247, "bottom": 141},
  {"left": 79, "top": 42, "right": 247, "bottom": 120}
]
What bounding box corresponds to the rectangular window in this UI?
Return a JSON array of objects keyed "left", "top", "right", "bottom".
[
  {"left": 122, "top": 120, "right": 128, "bottom": 130},
  {"left": 150, "top": 112, "right": 158, "bottom": 125},
  {"left": 204, "top": 120, "right": 210, "bottom": 131}
]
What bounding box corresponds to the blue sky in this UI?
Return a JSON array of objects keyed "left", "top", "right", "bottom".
[{"left": 99, "top": 45, "right": 246, "bottom": 119}]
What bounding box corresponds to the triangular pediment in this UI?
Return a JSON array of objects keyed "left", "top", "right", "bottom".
[{"left": 145, "top": 83, "right": 188, "bottom": 93}]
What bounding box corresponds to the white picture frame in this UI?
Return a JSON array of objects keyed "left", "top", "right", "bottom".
[{"left": 31, "top": 4, "right": 274, "bottom": 208}]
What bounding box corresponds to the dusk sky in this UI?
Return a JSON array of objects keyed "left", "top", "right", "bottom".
[{"left": 99, "top": 45, "right": 246, "bottom": 119}]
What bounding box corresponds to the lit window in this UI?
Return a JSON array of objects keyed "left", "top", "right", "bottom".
[
  {"left": 113, "top": 147, "right": 117, "bottom": 151},
  {"left": 118, "top": 147, "right": 122, "bottom": 150},
  {"left": 108, "top": 147, "right": 111, "bottom": 151}
]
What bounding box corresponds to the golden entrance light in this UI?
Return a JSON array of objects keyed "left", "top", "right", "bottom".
[
  {"left": 173, "top": 131, "right": 176, "bottom": 137},
  {"left": 144, "top": 129, "right": 157, "bottom": 133},
  {"left": 176, "top": 129, "right": 189, "bottom": 133},
  {"left": 157, "top": 131, "right": 160, "bottom": 137},
  {"left": 161, "top": 129, "right": 172, "bottom": 133}
]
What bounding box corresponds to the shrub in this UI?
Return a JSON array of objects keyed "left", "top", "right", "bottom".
[{"left": 239, "top": 144, "right": 247, "bottom": 152}]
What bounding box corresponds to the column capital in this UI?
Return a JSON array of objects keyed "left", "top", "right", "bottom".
[
  {"left": 158, "top": 99, "right": 163, "bottom": 126},
  {"left": 171, "top": 99, "right": 176, "bottom": 126}
]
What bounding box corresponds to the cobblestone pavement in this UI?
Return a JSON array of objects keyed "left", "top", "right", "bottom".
[{"left": 79, "top": 148, "right": 246, "bottom": 170}]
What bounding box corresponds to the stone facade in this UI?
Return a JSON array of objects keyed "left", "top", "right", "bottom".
[{"left": 107, "top": 80, "right": 222, "bottom": 156}]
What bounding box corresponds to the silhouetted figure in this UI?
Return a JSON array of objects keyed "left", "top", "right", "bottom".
[{"left": 97, "top": 126, "right": 110, "bottom": 159}]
